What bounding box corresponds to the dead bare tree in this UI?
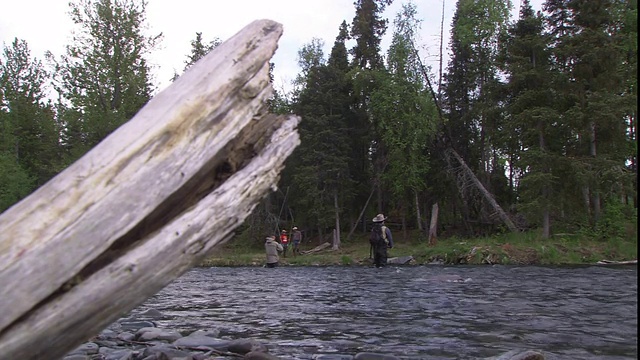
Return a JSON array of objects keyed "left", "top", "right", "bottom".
[{"left": 411, "top": 43, "right": 519, "bottom": 234}]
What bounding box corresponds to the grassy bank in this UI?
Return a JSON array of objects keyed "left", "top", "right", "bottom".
[{"left": 201, "top": 227, "right": 638, "bottom": 267}]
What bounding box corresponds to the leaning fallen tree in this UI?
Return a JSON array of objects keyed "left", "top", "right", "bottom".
[
  {"left": 0, "top": 19, "right": 299, "bottom": 360},
  {"left": 411, "top": 44, "right": 519, "bottom": 234}
]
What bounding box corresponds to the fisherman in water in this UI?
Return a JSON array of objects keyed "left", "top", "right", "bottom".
[{"left": 370, "top": 214, "right": 393, "bottom": 268}]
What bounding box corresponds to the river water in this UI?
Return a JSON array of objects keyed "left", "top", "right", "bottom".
[{"left": 128, "top": 265, "right": 637, "bottom": 360}]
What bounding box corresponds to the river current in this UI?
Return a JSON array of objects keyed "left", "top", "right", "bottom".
[{"left": 127, "top": 265, "right": 637, "bottom": 360}]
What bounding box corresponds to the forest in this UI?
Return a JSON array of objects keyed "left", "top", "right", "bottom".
[{"left": 0, "top": 0, "right": 637, "bottom": 247}]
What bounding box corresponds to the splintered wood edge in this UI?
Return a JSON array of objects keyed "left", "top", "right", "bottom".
[
  {"left": 0, "top": 19, "right": 283, "bottom": 334},
  {"left": 0, "top": 114, "right": 301, "bottom": 359}
]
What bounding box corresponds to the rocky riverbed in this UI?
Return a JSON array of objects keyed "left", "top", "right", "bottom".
[{"left": 62, "top": 308, "right": 545, "bottom": 360}]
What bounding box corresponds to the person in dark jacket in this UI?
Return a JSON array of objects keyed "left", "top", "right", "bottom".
[
  {"left": 265, "top": 236, "right": 283, "bottom": 268},
  {"left": 291, "top": 226, "right": 302, "bottom": 256},
  {"left": 371, "top": 213, "right": 393, "bottom": 268}
]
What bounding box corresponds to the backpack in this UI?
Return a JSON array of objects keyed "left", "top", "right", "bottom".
[{"left": 369, "top": 225, "right": 388, "bottom": 246}]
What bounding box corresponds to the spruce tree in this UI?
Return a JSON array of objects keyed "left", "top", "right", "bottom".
[
  {"left": 289, "top": 27, "right": 355, "bottom": 244},
  {"left": 0, "top": 39, "right": 59, "bottom": 193},
  {"left": 53, "top": 0, "right": 160, "bottom": 161},
  {"left": 543, "top": 0, "right": 633, "bottom": 225},
  {"left": 349, "top": 0, "right": 393, "bottom": 215},
  {"left": 502, "top": 0, "right": 560, "bottom": 237},
  {"left": 442, "top": 0, "right": 513, "bottom": 227},
  {"left": 170, "top": 32, "right": 222, "bottom": 81}
]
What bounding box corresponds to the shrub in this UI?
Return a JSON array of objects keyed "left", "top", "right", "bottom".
[{"left": 595, "top": 198, "right": 636, "bottom": 241}]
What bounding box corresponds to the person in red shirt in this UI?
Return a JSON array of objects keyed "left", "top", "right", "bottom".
[{"left": 280, "top": 229, "right": 289, "bottom": 258}]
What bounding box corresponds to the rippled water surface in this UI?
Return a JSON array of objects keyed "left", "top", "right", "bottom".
[{"left": 129, "top": 265, "right": 637, "bottom": 359}]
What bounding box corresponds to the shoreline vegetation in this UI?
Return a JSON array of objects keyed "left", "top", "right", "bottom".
[{"left": 201, "top": 227, "right": 638, "bottom": 267}]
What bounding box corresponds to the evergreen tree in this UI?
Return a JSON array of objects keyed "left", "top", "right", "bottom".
[
  {"left": 53, "top": 0, "right": 160, "bottom": 161},
  {"left": 288, "top": 28, "right": 355, "bottom": 244},
  {"left": 0, "top": 152, "right": 33, "bottom": 213},
  {"left": 0, "top": 39, "right": 59, "bottom": 195},
  {"left": 502, "top": 0, "right": 560, "bottom": 237},
  {"left": 349, "top": 0, "right": 393, "bottom": 215},
  {"left": 185, "top": 32, "right": 221, "bottom": 70},
  {"left": 171, "top": 32, "right": 221, "bottom": 81},
  {"left": 442, "top": 0, "right": 513, "bottom": 227},
  {"left": 612, "top": 0, "right": 637, "bottom": 206},
  {"left": 350, "top": 0, "right": 393, "bottom": 70},
  {"left": 369, "top": 2, "right": 437, "bottom": 233},
  {"left": 543, "top": 0, "right": 634, "bottom": 225}
]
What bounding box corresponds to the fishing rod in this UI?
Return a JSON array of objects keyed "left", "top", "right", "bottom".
[{"left": 274, "top": 186, "right": 290, "bottom": 234}]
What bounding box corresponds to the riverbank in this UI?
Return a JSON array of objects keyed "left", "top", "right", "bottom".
[{"left": 201, "top": 229, "right": 638, "bottom": 267}]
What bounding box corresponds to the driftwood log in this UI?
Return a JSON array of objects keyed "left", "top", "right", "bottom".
[
  {"left": 0, "top": 19, "right": 299, "bottom": 360},
  {"left": 300, "top": 242, "right": 332, "bottom": 255}
]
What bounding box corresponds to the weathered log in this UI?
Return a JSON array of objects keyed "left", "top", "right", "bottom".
[
  {"left": 596, "top": 259, "right": 638, "bottom": 265},
  {"left": 300, "top": 242, "right": 332, "bottom": 255},
  {"left": 0, "top": 19, "right": 299, "bottom": 360}
]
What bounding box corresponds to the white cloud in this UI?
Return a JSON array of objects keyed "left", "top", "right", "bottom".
[{"left": 1, "top": 0, "right": 545, "bottom": 96}]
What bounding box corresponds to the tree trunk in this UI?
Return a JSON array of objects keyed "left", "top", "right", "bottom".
[
  {"left": 589, "top": 121, "right": 601, "bottom": 222},
  {"left": 415, "top": 190, "right": 423, "bottom": 232},
  {"left": 376, "top": 180, "right": 383, "bottom": 214},
  {"left": 582, "top": 186, "right": 592, "bottom": 221},
  {"left": 402, "top": 212, "right": 407, "bottom": 240},
  {"left": 332, "top": 189, "right": 340, "bottom": 250},
  {"left": 348, "top": 188, "right": 374, "bottom": 240},
  {"left": 428, "top": 203, "right": 439, "bottom": 246},
  {"left": 539, "top": 121, "right": 550, "bottom": 239},
  {"left": 542, "top": 207, "right": 550, "bottom": 239},
  {"left": 0, "top": 20, "right": 299, "bottom": 360},
  {"left": 438, "top": 0, "right": 445, "bottom": 99},
  {"left": 448, "top": 149, "right": 519, "bottom": 233}
]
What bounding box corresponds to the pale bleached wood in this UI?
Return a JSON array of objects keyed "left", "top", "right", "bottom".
[
  {"left": 428, "top": 203, "right": 439, "bottom": 246},
  {"left": 0, "top": 19, "right": 299, "bottom": 360}
]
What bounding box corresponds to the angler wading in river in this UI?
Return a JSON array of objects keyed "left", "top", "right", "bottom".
[{"left": 370, "top": 213, "right": 394, "bottom": 268}]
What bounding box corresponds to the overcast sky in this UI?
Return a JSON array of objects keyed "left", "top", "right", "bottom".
[{"left": 0, "top": 0, "right": 545, "bottom": 95}]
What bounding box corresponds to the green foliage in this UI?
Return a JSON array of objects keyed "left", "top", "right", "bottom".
[
  {"left": 293, "top": 38, "right": 326, "bottom": 91},
  {"left": 286, "top": 29, "right": 357, "bottom": 232},
  {"left": 594, "top": 198, "right": 637, "bottom": 241},
  {"left": 1, "top": 0, "right": 634, "bottom": 250},
  {"left": 1, "top": 38, "right": 60, "bottom": 198},
  {"left": 340, "top": 255, "right": 354, "bottom": 265},
  {"left": 171, "top": 32, "right": 221, "bottom": 81},
  {"left": 537, "top": 245, "right": 561, "bottom": 264},
  {"left": 0, "top": 152, "right": 34, "bottom": 213},
  {"left": 53, "top": 0, "right": 160, "bottom": 159},
  {"left": 350, "top": 0, "right": 393, "bottom": 69},
  {"left": 184, "top": 32, "right": 221, "bottom": 70},
  {"left": 203, "top": 226, "right": 637, "bottom": 266},
  {"left": 442, "top": 0, "right": 515, "bottom": 229},
  {"left": 369, "top": 3, "right": 438, "bottom": 210}
]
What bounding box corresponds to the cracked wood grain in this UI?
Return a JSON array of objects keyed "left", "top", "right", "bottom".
[{"left": 0, "top": 19, "right": 300, "bottom": 360}]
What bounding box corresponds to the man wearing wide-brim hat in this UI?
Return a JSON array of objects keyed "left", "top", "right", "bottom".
[{"left": 370, "top": 213, "right": 394, "bottom": 268}]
